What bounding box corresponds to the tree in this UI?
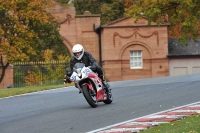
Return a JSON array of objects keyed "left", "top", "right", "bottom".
[
  {"left": 74, "top": 0, "right": 101, "bottom": 15},
  {"left": 0, "top": 0, "right": 66, "bottom": 83},
  {"left": 125, "top": 0, "right": 200, "bottom": 45},
  {"left": 124, "top": 0, "right": 133, "bottom": 8},
  {"left": 56, "top": 0, "right": 124, "bottom": 24},
  {"left": 101, "top": 0, "right": 124, "bottom": 24},
  {"left": 74, "top": 0, "right": 124, "bottom": 24}
]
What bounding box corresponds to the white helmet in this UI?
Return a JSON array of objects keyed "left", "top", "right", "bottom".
[{"left": 72, "top": 44, "right": 84, "bottom": 60}]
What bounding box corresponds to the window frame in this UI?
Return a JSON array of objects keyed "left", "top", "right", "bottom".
[{"left": 130, "top": 51, "right": 143, "bottom": 69}]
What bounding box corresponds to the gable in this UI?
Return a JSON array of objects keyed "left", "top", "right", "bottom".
[{"left": 102, "top": 17, "right": 170, "bottom": 27}]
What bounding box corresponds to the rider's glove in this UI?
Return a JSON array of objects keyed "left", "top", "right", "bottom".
[
  {"left": 64, "top": 67, "right": 72, "bottom": 83},
  {"left": 64, "top": 76, "right": 72, "bottom": 83}
]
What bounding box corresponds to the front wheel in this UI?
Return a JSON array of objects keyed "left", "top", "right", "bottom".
[
  {"left": 82, "top": 85, "right": 98, "bottom": 108},
  {"left": 103, "top": 90, "right": 113, "bottom": 104}
]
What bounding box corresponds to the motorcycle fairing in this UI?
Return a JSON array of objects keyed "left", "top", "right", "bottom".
[
  {"left": 85, "top": 73, "right": 107, "bottom": 101},
  {"left": 96, "top": 89, "right": 107, "bottom": 101},
  {"left": 82, "top": 83, "right": 93, "bottom": 90},
  {"left": 70, "top": 62, "right": 110, "bottom": 103}
]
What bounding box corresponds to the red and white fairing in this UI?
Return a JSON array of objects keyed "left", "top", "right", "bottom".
[{"left": 70, "top": 65, "right": 107, "bottom": 101}]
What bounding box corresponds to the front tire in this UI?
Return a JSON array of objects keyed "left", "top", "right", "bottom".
[{"left": 82, "top": 85, "right": 98, "bottom": 108}]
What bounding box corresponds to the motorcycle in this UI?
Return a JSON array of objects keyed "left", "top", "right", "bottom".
[{"left": 70, "top": 63, "right": 113, "bottom": 108}]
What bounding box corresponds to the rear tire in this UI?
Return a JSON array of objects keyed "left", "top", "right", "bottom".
[
  {"left": 82, "top": 85, "right": 98, "bottom": 108},
  {"left": 103, "top": 90, "right": 113, "bottom": 104}
]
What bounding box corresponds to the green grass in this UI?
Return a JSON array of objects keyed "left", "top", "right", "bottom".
[
  {"left": 0, "top": 84, "right": 73, "bottom": 98},
  {"left": 140, "top": 114, "right": 200, "bottom": 133}
]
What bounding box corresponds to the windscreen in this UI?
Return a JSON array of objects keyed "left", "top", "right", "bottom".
[{"left": 73, "top": 63, "right": 85, "bottom": 72}]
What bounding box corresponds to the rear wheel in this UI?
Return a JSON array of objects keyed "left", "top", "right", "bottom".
[
  {"left": 103, "top": 90, "right": 113, "bottom": 104},
  {"left": 82, "top": 85, "right": 98, "bottom": 108}
]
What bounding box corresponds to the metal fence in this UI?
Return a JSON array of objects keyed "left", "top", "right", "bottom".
[{"left": 13, "top": 61, "right": 69, "bottom": 88}]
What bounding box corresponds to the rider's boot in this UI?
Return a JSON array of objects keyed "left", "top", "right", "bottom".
[
  {"left": 103, "top": 80, "right": 110, "bottom": 89},
  {"left": 100, "top": 75, "right": 110, "bottom": 92}
]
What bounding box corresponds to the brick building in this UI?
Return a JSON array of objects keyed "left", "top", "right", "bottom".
[
  {"left": 51, "top": 4, "right": 200, "bottom": 81},
  {"left": 50, "top": 3, "right": 169, "bottom": 81}
]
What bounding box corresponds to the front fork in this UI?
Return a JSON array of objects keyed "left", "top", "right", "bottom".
[{"left": 76, "top": 80, "right": 94, "bottom": 94}]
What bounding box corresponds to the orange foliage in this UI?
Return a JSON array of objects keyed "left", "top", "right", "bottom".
[
  {"left": 169, "top": 22, "right": 200, "bottom": 38},
  {"left": 169, "top": 11, "right": 200, "bottom": 38},
  {"left": 24, "top": 70, "right": 43, "bottom": 86},
  {"left": 168, "top": 24, "right": 181, "bottom": 38},
  {"left": 124, "top": 0, "right": 133, "bottom": 8}
]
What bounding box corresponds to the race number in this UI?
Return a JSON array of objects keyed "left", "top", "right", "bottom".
[
  {"left": 83, "top": 67, "right": 91, "bottom": 75},
  {"left": 70, "top": 74, "right": 76, "bottom": 81}
]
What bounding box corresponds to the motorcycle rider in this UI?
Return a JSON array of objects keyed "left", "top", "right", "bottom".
[{"left": 66, "top": 44, "right": 110, "bottom": 92}]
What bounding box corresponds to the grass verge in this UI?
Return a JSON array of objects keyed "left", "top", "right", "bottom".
[
  {"left": 0, "top": 84, "right": 73, "bottom": 98},
  {"left": 140, "top": 114, "right": 200, "bottom": 133}
]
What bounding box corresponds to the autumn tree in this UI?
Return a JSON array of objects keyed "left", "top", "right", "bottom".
[
  {"left": 125, "top": 0, "right": 200, "bottom": 44},
  {"left": 0, "top": 0, "right": 66, "bottom": 83},
  {"left": 101, "top": 0, "right": 124, "bottom": 24},
  {"left": 56, "top": 0, "right": 124, "bottom": 24},
  {"left": 74, "top": 0, "right": 101, "bottom": 15},
  {"left": 124, "top": 0, "right": 133, "bottom": 8}
]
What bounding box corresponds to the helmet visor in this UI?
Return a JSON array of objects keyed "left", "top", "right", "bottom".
[{"left": 74, "top": 51, "right": 82, "bottom": 58}]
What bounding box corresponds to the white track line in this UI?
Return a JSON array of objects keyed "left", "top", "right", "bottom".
[{"left": 87, "top": 101, "right": 200, "bottom": 133}]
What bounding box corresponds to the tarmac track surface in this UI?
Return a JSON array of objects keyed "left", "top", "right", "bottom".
[{"left": 1, "top": 74, "right": 200, "bottom": 133}]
